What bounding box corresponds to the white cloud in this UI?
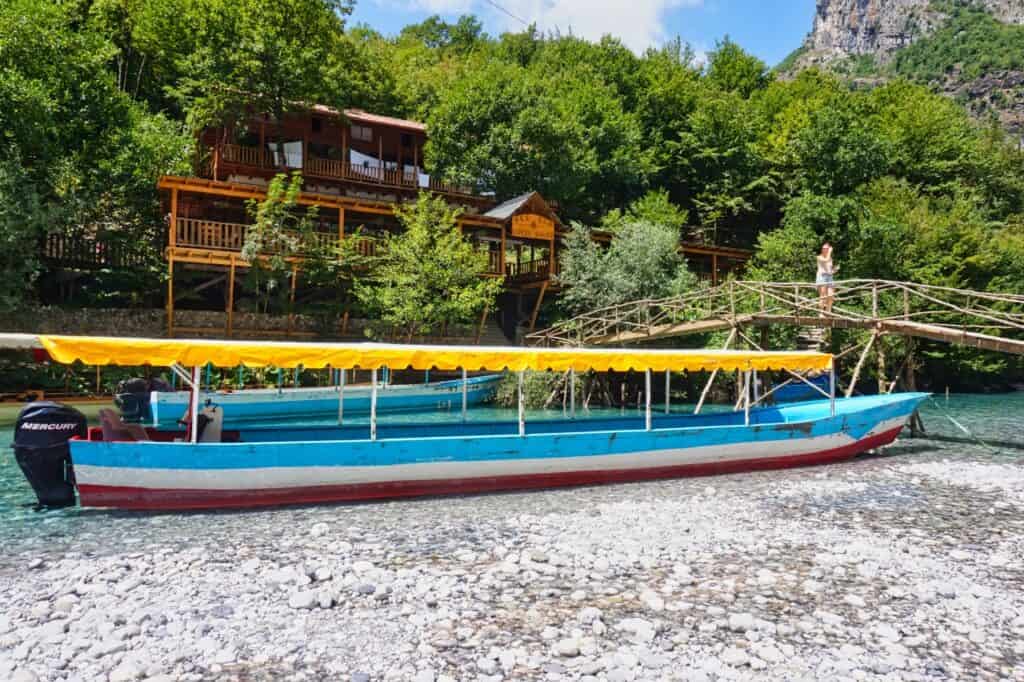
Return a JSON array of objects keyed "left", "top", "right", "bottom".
[{"left": 400, "top": 0, "right": 702, "bottom": 53}]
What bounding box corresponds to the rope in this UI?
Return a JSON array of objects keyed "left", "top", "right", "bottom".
[{"left": 925, "top": 395, "right": 1008, "bottom": 458}]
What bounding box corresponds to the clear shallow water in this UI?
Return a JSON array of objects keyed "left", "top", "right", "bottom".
[{"left": 0, "top": 393, "right": 1021, "bottom": 555}]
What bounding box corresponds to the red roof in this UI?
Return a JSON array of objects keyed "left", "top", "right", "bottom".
[{"left": 310, "top": 105, "right": 426, "bottom": 134}]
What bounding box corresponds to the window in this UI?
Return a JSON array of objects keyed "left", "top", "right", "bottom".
[{"left": 351, "top": 125, "right": 372, "bottom": 142}]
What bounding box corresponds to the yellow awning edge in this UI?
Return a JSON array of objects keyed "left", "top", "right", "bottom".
[{"left": 34, "top": 335, "right": 833, "bottom": 373}]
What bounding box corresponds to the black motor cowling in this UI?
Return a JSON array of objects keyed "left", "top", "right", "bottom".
[
  {"left": 114, "top": 377, "right": 172, "bottom": 422},
  {"left": 13, "top": 402, "right": 88, "bottom": 508}
]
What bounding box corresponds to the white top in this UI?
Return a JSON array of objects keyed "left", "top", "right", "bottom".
[{"left": 816, "top": 254, "right": 834, "bottom": 277}]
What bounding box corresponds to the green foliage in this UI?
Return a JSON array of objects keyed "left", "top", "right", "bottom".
[
  {"left": 243, "top": 172, "right": 318, "bottom": 313},
  {"left": 892, "top": 4, "right": 1024, "bottom": 82},
  {"left": 558, "top": 209, "right": 698, "bottom": 316},
  {"left": 355, "top": 194, "right": 503, "bottom": 339},
  {"left": 706, "top": 38, "right": 771, "bottom": 98}
]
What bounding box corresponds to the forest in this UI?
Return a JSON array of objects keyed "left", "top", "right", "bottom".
[{"left": 1, "top": 0, "right": 1023, "bottom": 390}]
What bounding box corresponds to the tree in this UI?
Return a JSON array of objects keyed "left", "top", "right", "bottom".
[
  {"left": 706, "top": 38, "right": 770, "bottom": 99},
  {"left": 355, "top": 194, "right": 503, "bottom": 339},
  {"left": 243, "top": 172, "right": 318, "bottom": 314},
  {"left": 169, "top": 0, "right": 354, "bottom": 134},
  {"left": 558, "top": 220, "right": 697, "bottom": 316}
]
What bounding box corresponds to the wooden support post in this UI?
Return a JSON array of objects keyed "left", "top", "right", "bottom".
[
  {"left": 226, "top": 257, "right": 236, "bottom": 338},
  {"left": 475, "top": 305, "right": 490, "bottom": 344},
  {"left": 712, "top": 254, "right": 719, "bottom": 286},
  {"left": 95, "top": 366, "right": 101, "bottom": 395},
  {"left": 338, "top": 207, "right": 345, "bottom": 242},
  {"left": 341, "top": 126, "right": 348, "bottom": 172},
  {"left": 528, "top": 281, "right": 549, "bottom": 332},
  {"left": 695, "top": 326, "right": 738, "bottom": 414},
  {"left": 500, "top": 222, "right": 507, "bottom": 275},
  {"left": 845, "top": 332, "right": 877, "bottom": 398},
  {"left": 288, "top": 264, "right": 298, "bottom": 335},
  {"left": 378, "top": 134, "right": 384, "bottom": 182},
  {"left": 166, "top": 257, "right": 174, "bottom": 337},
  {"left": 169, "top": 188, "right": 178, "bottom": 247},
  {"left": 876, "top": 335, "right": 887, "bottom": 394}
]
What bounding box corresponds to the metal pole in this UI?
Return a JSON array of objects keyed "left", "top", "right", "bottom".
[
  {"left": 461, "top": 367, "right": 468, "bottom": 422},
  {"left": 664, "top": 369, "right": 670, "bottom": 415},
  {"left": 337, "top": 369, "right": 345, "bottom": 425},
  {"left": 190, "top": 365, "right": 201, "bottom": 444},
  {"left": 517, "top": 370, "right": 525, "bottom": 437},
  {"left": 743, "top": 370, "right": 750, "bottom": 426},
  {"left": 569, "top": 367, "right": 576, "bottom": 419},
  {"left": 752, "top": 369, "right": 759, "bottom": 405},
  {"left": 370, "top": 368, "right": 378, "bottom": 441},
  {"left": 829, "top": 362, "right": 836, "bottom": 417},
  {"left": 645, "top": 369, "right": 652, "bottom": 431}
]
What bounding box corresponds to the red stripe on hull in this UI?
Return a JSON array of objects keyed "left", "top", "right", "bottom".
[{"left": 76, "top": 426, "right": 904, "bottom": 511}]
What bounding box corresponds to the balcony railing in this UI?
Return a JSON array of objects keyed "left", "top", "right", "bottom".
[
  {"left": 174, "top": 218, "right": 341, "bottom": 256},
  {"left": 42, "top": 233, "right": 150, "bottom": 270},
  {"left": 213, "top": 144, "right": 476, "bottom": 197},
  {"left": 506, "top": 257, "right": 554, "bottom": 281}
]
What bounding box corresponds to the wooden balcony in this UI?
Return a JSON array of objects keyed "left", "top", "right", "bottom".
[
  {"left": 506, "top": 257, "right": 555, "bottom": 283},
  {"left": 174, "top": 218, "right": 341, "bottom": 257},
  {"left": 214, "top": 144, "right": 477, "bottom": 198},
  {"left": 42, "top": 232, "right": 150, "bottom": 270}
]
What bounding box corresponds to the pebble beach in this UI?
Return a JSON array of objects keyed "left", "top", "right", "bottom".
[{"left": 1, "top": 396, "right": 1023, "bottom": 682}]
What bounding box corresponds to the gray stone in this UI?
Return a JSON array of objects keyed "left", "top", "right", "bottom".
[
  {"left": 476, "top": 657, "right": 498, "bottom": 674},
  {"left": 554, "top": 638, "right": 580, "bottom": 657}
]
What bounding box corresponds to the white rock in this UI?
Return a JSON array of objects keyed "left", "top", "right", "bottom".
[
  {"left": 729, "top": 613, "right": 755, "bottom": 632},
  {"left": 968, "top": 629, "right": 986, "bottom": 644},
  {"left": 721, "top": 647, "right": 750, "bottom": 666},
  {"left": 54, "top": 594, "right": 79, "bottom": 613},
  {"left": 475, "top": 657, "right": 498, "bottom": 674},
  {"left": 288, "top": 590, "right": 317, "bottom": 609},
  {"left": 579, "top": 607, "right": 603, "bottom": 624},
  {"left": 639, "top": 590, "right": 664, "bottom": 612},
  {"left": 109, "top": 663, "right": 143, "bottom": 682},
  {"left": 554, "top": 638, "right": 580, "bottom": 657},
  {"left": 310, "top": 522, "right": 330, "bottom": 538},
  {"left": 754, "top": 643, "right": 785, "bottom": 663},
  {"left": 844, "top": 594, "right": 866, "bottom": 608}
]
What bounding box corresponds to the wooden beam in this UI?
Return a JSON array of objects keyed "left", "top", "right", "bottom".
[
  {"left": 169, "top": 188, "right": 178, "bottom": 248},
  {"left": 166, "top": 257, "right": 174, "bottom": 337},
  {"left": 338, "top": 207, "right": 345, "bottom": 241},
  {"left": 528, "top": 280, "right": 549, "bottom": 332},
  {"left": 475, "top": 305, "right": 490, "bottom": 345},
  {"left": 174, "top": 274, "right": 226, "bottom": 303},
  {"left": 226, "top": 258, "right": 236, "bottom": 338}
]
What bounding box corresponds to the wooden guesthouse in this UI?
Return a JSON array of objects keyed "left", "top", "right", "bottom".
[{"left": 149, "top": 104, "right": 751, "bottom": 340}]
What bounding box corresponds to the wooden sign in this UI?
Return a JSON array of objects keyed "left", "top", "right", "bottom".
[{"left": 511, "top": 214, "right": 554, "bottom": 241}]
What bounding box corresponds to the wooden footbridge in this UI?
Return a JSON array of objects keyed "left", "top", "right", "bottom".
[{"left": 528, "top": 279, "right": 1024, "bottom": 356}]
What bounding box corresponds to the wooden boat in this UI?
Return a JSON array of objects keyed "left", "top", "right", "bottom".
[
  {"left": 8, "top": 335, "right": 928, "bottom": 511},
  {"left": 135, "top": 374, "right": 502, "bottom": 426}
]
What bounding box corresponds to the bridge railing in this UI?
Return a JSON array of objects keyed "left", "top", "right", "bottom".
[{"left": 527, "top": 279, "right": 1024, "bottom": 353}]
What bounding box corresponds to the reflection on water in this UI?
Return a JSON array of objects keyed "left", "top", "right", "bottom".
[{"left": 0, "top": 393, "right": 1020, "bottom": 558}]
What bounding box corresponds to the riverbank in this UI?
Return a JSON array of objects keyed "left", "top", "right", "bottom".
[{"left": 0, "top": 396, "right": 1022, "bottom": 681}]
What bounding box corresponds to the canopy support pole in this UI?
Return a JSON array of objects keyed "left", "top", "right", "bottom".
[
  {"left": 664, "top": 369, "right": 670, "bottom": 415},
  {"left": 695, "top": 326, "right": 738, "bottom": 414},
  {"left": 461, "top": 367, "right": 468, "bottom": 422},
  {"left": 189, "top": 365, "right": 201, "bottom": 444},
  {"left": 645, "top": 369, "right": 652, "bottom": 431},
  {"left": 370, "top": 368, "right": 378, "bottom": 441},
  {"left": 569, "top": 367, "right": 575, "bottom": 419},
  {"left": 829, "top": 362, "right": 836, "bottom": 417},
  {"left": 517, "top": 370, "right": 525, "bottom": 437},
  {"left": 337, "top": 368, "right": 346, "bottom": 425},
  {"left": 743, "top": 370, "right": 751, "bottom": 426},
  {"left": 752, "top": 370, "right": 759, "bottom": 405}
]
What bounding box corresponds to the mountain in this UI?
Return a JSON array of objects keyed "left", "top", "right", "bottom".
[{"left": 784, "top": 1, "right": 1024, "bottom": 135}]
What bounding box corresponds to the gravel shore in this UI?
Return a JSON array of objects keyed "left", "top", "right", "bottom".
[{"left": 1, "top": 439, "right": 1023, "bottom": 682}]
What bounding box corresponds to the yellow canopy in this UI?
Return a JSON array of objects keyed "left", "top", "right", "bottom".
[{"left": 33, "top": 335, "right": 832, "bottom": 373}]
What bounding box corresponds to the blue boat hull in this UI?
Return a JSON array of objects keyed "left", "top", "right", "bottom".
[{"left": 69, "top": 393, "right": 929, "bottom": 510}]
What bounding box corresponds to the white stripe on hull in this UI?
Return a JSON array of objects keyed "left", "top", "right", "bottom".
[{"left": 73, "top": 416, "right": 908, "bottom": 492}]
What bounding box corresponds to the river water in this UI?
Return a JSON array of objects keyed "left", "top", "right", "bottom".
[{"left": 0, "top": 393, "right": 1020, "bottom": 555}]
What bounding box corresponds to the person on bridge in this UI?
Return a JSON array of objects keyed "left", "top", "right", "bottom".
[{"left": 816, "top": 243, "right": 838, "bottom": 314}]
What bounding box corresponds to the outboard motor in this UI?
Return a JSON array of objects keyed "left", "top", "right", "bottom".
[
  {"left": 114, "top": 377, "right": 172, "bottom": 422},
  {"left": 13, "top": 402, "right": 88, "bottom": 508}
]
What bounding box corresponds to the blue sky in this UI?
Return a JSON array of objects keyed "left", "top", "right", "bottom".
[{"left": 350, "top": 0, "right": 817, "bottom": 66}]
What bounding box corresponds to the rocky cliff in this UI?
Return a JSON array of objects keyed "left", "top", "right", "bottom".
[
  {"left": 790, "top": 1, "right": 1024, "bottom": 135},
  {"left": 802, "top": 0, "right": 1023, "bottom": 62}
]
